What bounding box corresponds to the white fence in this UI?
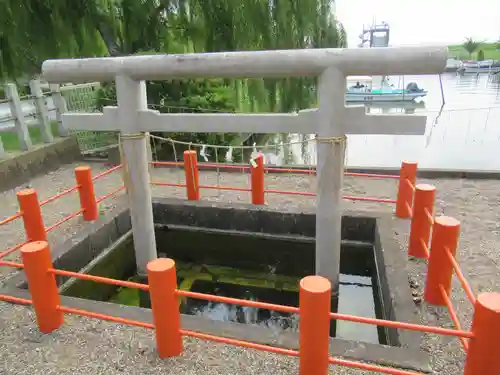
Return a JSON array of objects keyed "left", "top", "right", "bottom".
[{"left": 0, "top": 81, "right": 117, "bottom": 157}]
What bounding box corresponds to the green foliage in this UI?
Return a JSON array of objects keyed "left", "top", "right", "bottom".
[
  {"left": 95, "top": 83, "right": 116, "bottom": 108},
  {"left": 462, "top": 37, "right": 482, "bottom": 58},
  {"left": 1, "top": 0, "right": 347, "bottom": 156},
  {"left": 448, "top": 42, "right": 500, "bottom": 61},
  {"left": 110, "top": 287, "right": 140, "bottom": 307},
  {"left": 1, "top": 121, "right": 60, "bottom": 151},
  {"left": 0, "top": 0, "right": 109, "bottom": 79},
  {"left": 0, "top": 0, "right": 346, "bottom": 113},
  {"left": 96, "top": 76, "right": 239, "bottom": 152},
  {"left": 147, "top": 79, "right": 235, "bottom": 113},
  {"left": 477, "top": 49, "right": 485, "bottom": 61},
  {"left": 0, "top": 83, "right": 29, "bottom": 99}
]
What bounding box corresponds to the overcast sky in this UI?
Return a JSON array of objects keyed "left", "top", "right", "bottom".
[{"left": 336, "top": 0, "right": 500, "bottom": 46}]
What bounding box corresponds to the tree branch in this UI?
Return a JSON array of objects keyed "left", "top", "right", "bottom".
[{"left": 96, "top": 19, "right": 122, "bottom": 56}]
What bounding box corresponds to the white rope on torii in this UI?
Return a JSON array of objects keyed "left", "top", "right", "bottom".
[{"left": 42, "top": 46, "right": 447, "bottom": 295}]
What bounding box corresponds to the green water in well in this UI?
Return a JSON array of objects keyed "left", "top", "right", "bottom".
[
  {"left": 63, "top": 224, "right": 385, "bottom": 345},
  {"left": 109, "top": 260, "right": 381, "bottom": 344}
]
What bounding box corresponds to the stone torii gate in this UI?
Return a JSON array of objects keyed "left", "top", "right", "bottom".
[{"left": 42, "top": 46, "right": 447, "bottom": 296}]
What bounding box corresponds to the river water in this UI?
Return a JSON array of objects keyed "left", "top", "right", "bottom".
[
  {"left": 264, "top": 73, "right": 500, "bottom": 171},
  {"left": 3, "top": 73, "right": 500, "bottom": 171}
]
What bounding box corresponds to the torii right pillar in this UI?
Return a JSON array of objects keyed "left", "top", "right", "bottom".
[{"left": 315, "top": 67, "right": 346, "bottom": 329}]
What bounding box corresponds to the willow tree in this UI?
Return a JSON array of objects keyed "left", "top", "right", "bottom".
[
  {"left": 1, "top": 0, "right": 346, "bottom": 112},
  {"left": 181, "top": 0, "right": 347, "bottom": 112},
  {"left": 0, "top": 1, "right": 109, "bottom": 80}
]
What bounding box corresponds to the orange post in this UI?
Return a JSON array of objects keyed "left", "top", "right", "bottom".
[
  {"left": 75, "top": 166, "right": 98, "bottom": 221},
  {"left": 250, "top": 153, "right": 265, "bottom": 205},
  {"left": 17, "top": 189, "right": 47, "bottom": 241},
  {"left": 464, "top": 292, "right": 500, "bottom": 375},
  {"left": 408, "top": 184, "right": 436, "bottom": 258},
  {"left": 299, "top": 275, "right": 331, "bottom": 375},
  {"left": 424, "top": 216, "right": 460, "bottom": 305},
  {"left": 395, "top": 161, "right": 417, "bottom": 219},
  {"left": 21, "top": 241, "right": 63, "bottom": 333},
  {"left": 184, "top": 150, "right": 199, "bottom": 200},
  {"left": 147, "top": 258, "right": 183, "bottom": 357}
]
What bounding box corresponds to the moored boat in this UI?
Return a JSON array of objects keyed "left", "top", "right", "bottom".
[
  {"left": 458, "top": 60, "right": 500, "bottom": 74},
  {"left": 346, "top": 76, "right": 427, "bottom": 103}
]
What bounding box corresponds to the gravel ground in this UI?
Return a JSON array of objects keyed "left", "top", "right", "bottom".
[{"left": 0, "top": 161, "right": 499, "bottom": 374}]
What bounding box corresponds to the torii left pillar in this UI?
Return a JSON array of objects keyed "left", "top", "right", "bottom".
[
  {"left": 316, "top": 67, "right": 346, "bottom": 335},
  {"left": 115, "top": 76, "right": 157, "bottom": 276}
]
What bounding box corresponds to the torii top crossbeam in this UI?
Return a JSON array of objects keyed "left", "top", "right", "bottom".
[{"left": 42, "top": 46, "right": 447, "bottom": 82}]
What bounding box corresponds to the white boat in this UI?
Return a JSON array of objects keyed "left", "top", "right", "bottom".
[
  {"left": 462, "top": 66, "right": 500, "bottom": 74},
  {"left": 346, "top": 76, "right": 427, "bottom": 103},
  {"left": 351, "top": 24, "right": 427, "bottom": 103},
  {"left": 459, "top": 60, "right": 500, "bottom": 74}
]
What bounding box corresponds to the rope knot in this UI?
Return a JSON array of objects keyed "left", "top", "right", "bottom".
[{"left": 315, "top": 135, "right": 347, "bottom": 144}]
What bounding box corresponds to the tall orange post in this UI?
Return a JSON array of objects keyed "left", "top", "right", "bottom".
[
  {"left": 424, "top": 216, "right": 460, "bottom": 305},
  {"left": 147, "top": 258, "right": 183, "bottom": 357},
  {"left": 464, "top": 292, "right": 500, "bottom": 375},
  {"left": 184, "top": 150, "right": 199, "bottom": 201},
  {"left": 408, "top": 184, "right": 436, "bottom": 258},
  {"left": 250, "top": 153, "right": 265, "bottom": 205},
  {"left": 299, "top": 275, "right": 331, "bottom": 375},
  {"left": 75, "top": 166, "right": 98, "bottom": 221},
  {"left": 17, "top": 189, "right": 47, "bottom": 241},
  {"left": 395, "top": 161, "right": 417, "bottom": 219},
  {"left": 21, "top": 241, "right": 63, "bottom": 333}
]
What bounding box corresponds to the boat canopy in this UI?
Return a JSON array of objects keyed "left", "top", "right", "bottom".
[{"left": 346, "top": 75, "right": 373, "bottom": 82}]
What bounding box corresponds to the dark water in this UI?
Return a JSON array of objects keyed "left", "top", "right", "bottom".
[
  {"left": 255, "top": 73, "right": 500, "bottom": 171},
  {"left": 110, "top": 264, "right": 382, "bottom": 344},
  {"left": 178, "top": 271, "right": 380, "bottom": 344}
]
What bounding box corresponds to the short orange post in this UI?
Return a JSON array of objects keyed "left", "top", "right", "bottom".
[
  {"left": 299, "top": 275, "right": 331, "bottom": 375},
  {"left": 21, "top": 241, "right": 63, "bottom": 333},
  {"left": 395, "top": 161, "right": 417, "bottom": 219},
  {"left": 183, "top": 150, "right": 199, "bottom": 201},
  {"left": 17, "top": 189, "right": 47, "bottom": 241},
  {"left": 424, "top": 216, "right": 460, "bottom": 305},
  {"left": 75, "top": 166, "right": 98, "bottom": 221},
  {"left": 408, "top": 184, "right": 436, "bottom": 258},
  {"left": 463, "top": 292, "right": 500, "bottom": 375},
  {"left": 250, "top": 153, "right": 265, "bottom": 205},
  {"left": 147, "top": 258, "right": 183, "bottom": 357}
]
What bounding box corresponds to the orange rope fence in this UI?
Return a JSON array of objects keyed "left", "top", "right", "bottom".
[
  {"left": 0, "top": 165, "right": 125, "bottom": 261},
  {"left": 0, "top": 212, "right": 23, "bottom": 226},
  {"left": 151, "top": 161, "right": 400, "bottom": 180},
  {"left": 0, "top": 154, "right": 414, "bottom": 246},
  {"left": 395, "top": 161, "right": 417, "bottom": 219},
  {"left": 45, "top": 209, "right": 85, "bottom": 233},
  {"left": 404, "top": 186, "right": 499, "bottom": 374},
  {"left": 91, "top": 164, "right": 123, "bottom": 181},
  {"left": 56, "top": 305, "right": 155, "bottom": 330},
  {"left": 96, "top": 186, "right": 126, "bottom": 203},
  {"left": 150, "top": 151, "right": 413, "bottom": 211},
  {"left": 444, "top": 246, "right": 476, "bottom": 305},
  {"left": 39, "top": 185, "right": 79, "bottom": 207},
  {"left": 328, "top": 357, "right": 422, "bottom": 375},
  {"left": 0, "top": 241, "right": 29, "bottom": 260},
  {"left": 1, "top": 156, "right": 496, "bottom": 373},
  {"left": 439, "top": 284, "right": 470, "bottom": 351},
  {"left": 48, "top": 268, "right": 150, "bottom": 291},
  {"left": 181, "top": 329, "right": 300, "bottom": 357},
  {"left": 0, "top": 237, "right": 496, "bottom": 374}
]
